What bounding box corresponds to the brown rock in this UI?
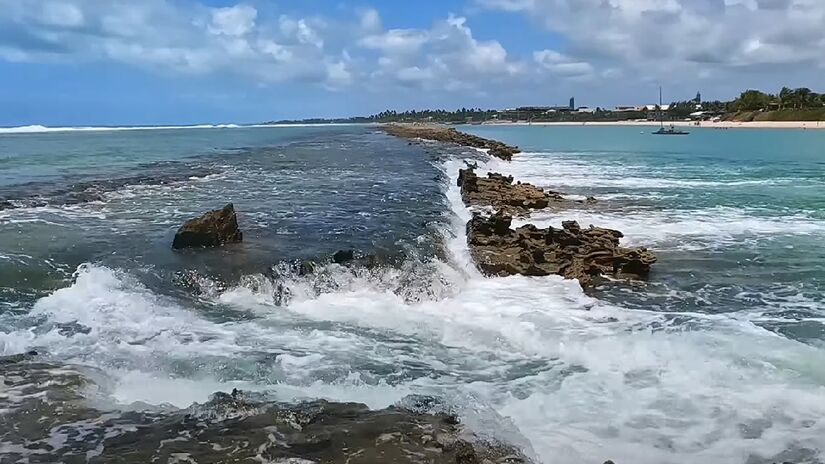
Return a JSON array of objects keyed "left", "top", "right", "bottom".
[
  {"left": 458, "top": 168, "right": 567, "bottom": 216},
  {"left": 467, "top": 213, "right": 656, "bottom": 286},
  {"left": 383, "top": 124, "right": 520, "bottom": 161},
  {"left": 172, "top": 203, "right": 243, "bottom": 249}
]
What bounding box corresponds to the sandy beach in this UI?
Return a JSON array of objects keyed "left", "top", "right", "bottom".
[{"left": 490, "top": 120, "right": 825, "bottom": 129}]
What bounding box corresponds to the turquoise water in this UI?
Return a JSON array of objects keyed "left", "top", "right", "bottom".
[
  {"left": 464, "top": 125, "right": 825, "bottom": 344},
  {"left": 2, "top": 124, "right": 825, "bottom": 463}
]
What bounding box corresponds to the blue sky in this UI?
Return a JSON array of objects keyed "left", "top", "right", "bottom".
[{"left": 1, "top": 0, "right": 823, "bottom": 125}]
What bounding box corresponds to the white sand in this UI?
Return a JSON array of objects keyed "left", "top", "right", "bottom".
[{"left": 486, "top": 120, "right": 825, "bottom": 129}]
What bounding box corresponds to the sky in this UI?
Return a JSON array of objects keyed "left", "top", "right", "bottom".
[{"left": 0, "top": 0, "right": 823, "bottom": 125}]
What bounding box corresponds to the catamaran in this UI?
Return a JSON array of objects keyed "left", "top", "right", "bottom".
[{"left": 653, "top": 87, "right": 689, "bottom": 135}]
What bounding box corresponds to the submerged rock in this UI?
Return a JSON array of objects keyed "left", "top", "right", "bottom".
[
  {"left": 172, "top": 203, "right": 243, "bottom": 249},
  {"left": 332, "top": 249, "right": 355, "bottom": 264},
  {"left": 458, "top": 168, "right": 567, "bottom": 216},
  {"left": 467, "top": 212, "right": 657, "bottom": 286}
]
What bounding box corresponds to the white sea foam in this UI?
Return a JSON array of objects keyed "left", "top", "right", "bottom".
[
  {"left": 4, "top": 154, "right": 825, "bottom": 464},
  {"left": 0, "top": 123, "right": 369, "bottom": 135},
  {"left": 483, "top": 152, "right": 811, "bottom": 189},
  {"left": 512, "top": 207, "right": 825, "bottom": 249}
]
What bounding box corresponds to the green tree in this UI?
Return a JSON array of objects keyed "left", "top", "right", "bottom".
[{"left": 734, "top": 90, "right": 772, "bottom": 111}]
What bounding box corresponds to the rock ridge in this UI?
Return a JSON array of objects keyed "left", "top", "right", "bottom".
[{"left": 383, "top": 124, "right": 520, "bottom": 160}]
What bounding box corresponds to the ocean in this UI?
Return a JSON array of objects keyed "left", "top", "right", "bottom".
[{"left": 1, "top": 124, "right": 824, "bottom": 463}]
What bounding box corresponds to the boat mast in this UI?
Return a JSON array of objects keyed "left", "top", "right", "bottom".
[{"left": 659, "top": 86, "right": 664, "bottom": 129}]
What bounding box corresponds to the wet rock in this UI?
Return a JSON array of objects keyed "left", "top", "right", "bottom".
[
  {"left": 172, "top": 203, "right": 243, "bottom": 249},
  {"left": 0, "top": 357, "right": 533, "bottom": 464},
  {"left": 172, "top": 269, "right": 227, "bottom": 295},
  {"left": 458, "top": 168, "right": 568, "bottom": 216},
  {"left": 383, "top": 124, "right": 520, "bottom": 161},
  {"left": 332, "top": 249, "right": 355, "bottom": 264},
  {"left": 467, "top": 212, "right": 657, "bottom": 286},
  {"left": 300, "top": 260, "right": 320, "bottom": 275}
]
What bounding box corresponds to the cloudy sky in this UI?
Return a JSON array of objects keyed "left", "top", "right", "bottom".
[{"left": 0, "top": 0, "right": 823, "bottom": 125}]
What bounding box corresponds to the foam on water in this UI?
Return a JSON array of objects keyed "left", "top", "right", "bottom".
[
  {"left": 4, "top": 153, "right": 825, "bottom": 463},
  {"left": 0, "top": 123, "right": 368, "bottom": 134},
  {"left": 471, "top": 152, "right": 825, "bottom": 251},
  {"left": 512, "top": 207, "right": 825, "bottom": 250},
  {"left": 487, "top": 152, "right": 821, "bottom": 189}
]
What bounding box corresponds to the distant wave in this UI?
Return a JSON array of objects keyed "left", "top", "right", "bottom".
[
  {"left": 0, "top": 124, "right": 241, "bottom": 134},
  {"left": 0, "top": 122, "right": 369, "bottom": 134}
]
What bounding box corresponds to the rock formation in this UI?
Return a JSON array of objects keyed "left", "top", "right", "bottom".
[
  {"left": 458, "top": 168, "right": 568, "bottom": 215},
  {"left": 172, "top": 203, "right": 243, "bottom": 249},
  {"left": 383, "top": 124, "right": 520, "bottom": 160},
  {"left": 381, "top": 122, "right": 656, "bottom": 286},
  {"left": 467, "top": 213, "right": 657, "bottom": 286},
  {"left": 0, "top": 355, "right": 534, "bottom": 464}
]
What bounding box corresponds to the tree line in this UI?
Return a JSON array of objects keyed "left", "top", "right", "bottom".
[
  {"left": 269, "top": 87, "right": 824, "bottom": 124},
  {"left": 731, "top": 87, "right": 825, "bottom": 112}
]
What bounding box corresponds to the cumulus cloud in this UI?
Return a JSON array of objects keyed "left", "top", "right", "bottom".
[
  {"left": 0, "top": 0, "right": 341, "bottom": 85},
  {"left": 480, "top": 0, "right": 825, "bottom": 82},
  {"left": 209, "top": 5, "right": 257, "bottom": 37},
  {"left": 358, "top": 13, "right": 525, "bottom": 91}
]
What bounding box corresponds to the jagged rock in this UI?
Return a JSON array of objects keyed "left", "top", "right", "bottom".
[
  {"left": 467, "top": 213, "right": 656, "bottom": 286},
  {"left": 383, "top": 124, "right": 520, "bottom": 161},
  {"left": 172, "top": 203, "right": 243, "bottom": 249},
  {"left": 458, "top": 168, "right": 567, "bottom": 216}
]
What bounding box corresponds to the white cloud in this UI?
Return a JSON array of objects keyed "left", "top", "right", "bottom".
[
  {"left": 481, "top": 0, "right": 825, "bottom": 78},
  {"left": 358, "top": 12, "right": 525, "bottom": 91},
  {"left": 359, "top": 29, "right": 429, "bottom": 54},
  {"left": 40, "top": 2, "right": 84, "bottom": 27},
  {"left": 209, "top": 5, "right": 257, "bottom": 37},
  {"left": 533, "top": 49, "right": 594, "bottom": 77},
  {"left": 0, "top": 0, "right": 344, "bottom": 87},
  {"left": 279, "top": 16, "right": 324, "bottom": 48}
]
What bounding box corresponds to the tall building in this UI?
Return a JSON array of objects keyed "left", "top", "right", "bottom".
[
  {"left": 695, "top": 92, "right": 702, "bottom": 104},
  {"left": 569, "top": 97, "right": 575, "bottom": 110}
]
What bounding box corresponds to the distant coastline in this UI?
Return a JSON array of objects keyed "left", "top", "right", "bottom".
[{"left": 483, "top": 120, "right": 825, "bottom": 129}]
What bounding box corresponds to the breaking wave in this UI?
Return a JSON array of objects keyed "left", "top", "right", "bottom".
[{"left": 4, "top": 157, "right": 825, "bottom": 463}]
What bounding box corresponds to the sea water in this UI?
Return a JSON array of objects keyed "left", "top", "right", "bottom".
[{"left": 1, "top": 124, "right": 824, "bottom": 463}]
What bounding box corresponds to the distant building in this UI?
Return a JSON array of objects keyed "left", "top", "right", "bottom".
[
  {"left": 614, "top": 106, "right": 640, "bottom": 112},
  {"left": 569, "top": 97, "right": 575, "bottom": 110},
  {"left": 577, "top": 107, "right": 597, "bottom": 114},
  {"left": 695, "top": 91, "right": 702, "bottom": 104}
]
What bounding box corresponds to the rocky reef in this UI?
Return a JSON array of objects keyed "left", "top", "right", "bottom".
[
  {"left": 458, "top": 168, "right": 595, "bottom": 216},
  {"left": 0, "top": 354, "right": 532, "bottom": 464},
  {"left": 467, "top": 213, "right": 656, "bottom": 286},
  {"left": 172, "top": 203, "right": 243, "bottom": 249},
  {"left": 380, "top": 124, "right": 656, "bottom": 286},
  {"left": 383, "top": 124, "right": 520, "bottom": 160}
]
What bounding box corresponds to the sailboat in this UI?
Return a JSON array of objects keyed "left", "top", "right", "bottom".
[{"left": 652, "top": 87, "right": 689, "bottom": 135}]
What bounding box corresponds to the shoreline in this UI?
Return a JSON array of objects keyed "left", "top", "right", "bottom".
[{"left": 480, "top": 120, "right": 825, "bottom": 129}]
